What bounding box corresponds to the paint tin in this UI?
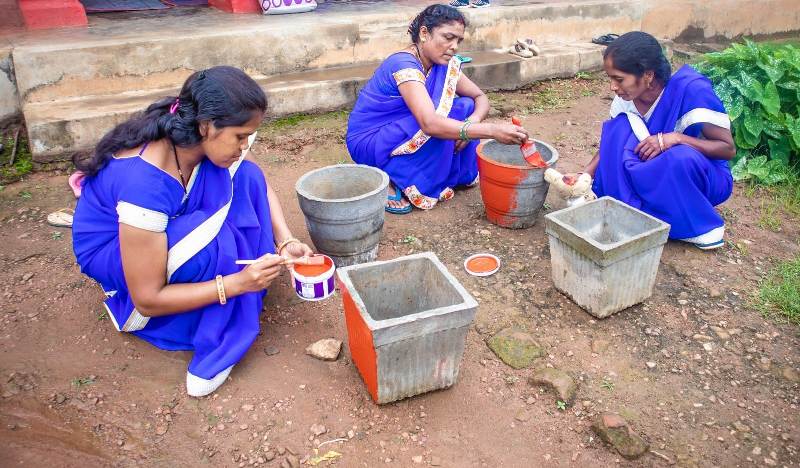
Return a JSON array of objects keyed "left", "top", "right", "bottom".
[
  {"left": 464, "top": 253, "right": 501, "bottom": 277},
  {"left": 290, "top": 255, "right": 336, "bottom": 301}
]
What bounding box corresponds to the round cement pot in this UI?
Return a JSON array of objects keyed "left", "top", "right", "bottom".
[
  {"left": 295, "top": 164, "right": 389, "bottom": 267},
  {"left": 477, "top": 139, "right": 559, "bottom": 229}
]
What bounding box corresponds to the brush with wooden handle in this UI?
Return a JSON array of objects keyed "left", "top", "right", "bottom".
[{"left": 235, "top": 255, "right": 325, "bottom": 266}]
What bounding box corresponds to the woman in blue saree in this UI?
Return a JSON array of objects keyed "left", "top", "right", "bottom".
[
  {"left": 580, "top": 32, "right": 735, "bottom": 249},
  {"left": 72, "top": 67, "right": 313, "bottom": 397},
  {"left": 346, "top": 4, "right": 528, "bottom": 213}
]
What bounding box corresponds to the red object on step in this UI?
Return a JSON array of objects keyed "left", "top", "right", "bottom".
[
  {"left": 18, "top": 0, "right": 87, "bottom": 29},
  {"left": 208, "top": 0, "right": 261, "bottom": 13},
  {"left": 510, "top": 116, "right": 547, "bottom": 168}
]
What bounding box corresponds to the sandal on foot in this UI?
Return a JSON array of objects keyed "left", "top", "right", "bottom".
[
  {"left": 47, "top": 208, "right": 74, "bottom": 228},
  {"left": 508, "top": 43, "right": 534, "bottom": 59},
  {"left": 591, "top": 33, "right": 619, "bottom": 46},
  {"left": 385, "top": 184, "right": 412, "bottom": 214},
  {"left": 516, "top": 38, "right": 540, "bottom": 56}
]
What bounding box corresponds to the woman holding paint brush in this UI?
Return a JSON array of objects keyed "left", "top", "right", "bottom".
[
  {"left": 574, "top": 32, "right": 734, "bottom": 250},
  {"left": 346, "top": 4, "right": 529, "bottom": 214},
  {"left": 72, "top": 66, "right": 313, "bottom": 397}
]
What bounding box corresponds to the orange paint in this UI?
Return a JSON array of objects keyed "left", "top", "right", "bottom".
[
  {"left": 293, "top": 256, "right": 333, "bottom": 277},
  {"left": 466, "top": 256, "right": 498, "bottom": 273},
  {"left": 341, "top": 281, "right": 379, "bottom": 403}
]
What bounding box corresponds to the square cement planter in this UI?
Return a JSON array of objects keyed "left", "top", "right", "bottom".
[
  {"left": 544, "top": 197, "right": 670, "bottom": 318},
  {"left": 337, "top": 252, "right": 478, "bottom": 404}
]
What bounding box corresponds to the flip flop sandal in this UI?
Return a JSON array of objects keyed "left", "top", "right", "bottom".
[
  {"left": 385, "top": 184, "right": 412, "bottom": 215},
  {"left": 516, "top": 38, "right": 540, "bottom": 56},
  {"left": 591, "top": 34, "right": 619, "bottom": 46},
  {"left": 47, "top": 208, "right": 74, "bottom": 228},
  {"left": 508, "top": 43, "right": 534, "bottom": 59}
]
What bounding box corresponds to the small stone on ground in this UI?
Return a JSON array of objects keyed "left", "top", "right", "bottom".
[
  {"left": 529, "top": 368, "right": 577, "bottom": 404},
  {"left": 305, "top": 338, "right": 342, "bottom": 361},
  {"left": 591, "top": 412, "right": 649, "bottom": 460},
  {"left": 486, "top": 327, "right": 545, "bottom": 369}
]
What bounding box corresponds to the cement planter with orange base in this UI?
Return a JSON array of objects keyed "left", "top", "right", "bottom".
[
  {"left": 477, "top": 139, "right": 558, "bottom": 229},
  {"left": 337, "top": 252, "right": 478, "bottom": 404}
]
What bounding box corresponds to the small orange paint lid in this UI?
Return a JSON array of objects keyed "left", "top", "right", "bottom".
[{"left": 464, "top": 253, "right": 501, "bottom": 277}]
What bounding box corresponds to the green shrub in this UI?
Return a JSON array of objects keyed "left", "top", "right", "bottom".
[{"left": 696, "top": 40, "right": 800, "bottom": 185}]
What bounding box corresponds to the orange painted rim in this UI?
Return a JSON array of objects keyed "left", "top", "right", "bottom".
[
  {"left": 477, "top": 141, "right": 546, "bottom": 171},
  {"left": 464, "top": 253, "right": 501, "bottom": 277}
]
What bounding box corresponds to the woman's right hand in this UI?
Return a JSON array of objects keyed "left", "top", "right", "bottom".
[
  {"left": 491, "top": 123, "right": 529, "bottom": 146},
  {"left": 231, "top": 254, "right": 284, "bottom": 293}
]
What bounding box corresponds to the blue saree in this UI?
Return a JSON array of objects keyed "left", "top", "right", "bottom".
[
  {"left": 73, "top": 138, "right": 274, "bottom": 396},
  {"left": 593, "top": 65, "right": 733, "bottom": 246},
  {"left": 346, "top": 52, "right": 478, "bottom": 210}
]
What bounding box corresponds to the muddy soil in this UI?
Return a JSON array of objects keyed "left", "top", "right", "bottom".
[{"left": 1, "top": 74, "right": 798, "bottom": 467}]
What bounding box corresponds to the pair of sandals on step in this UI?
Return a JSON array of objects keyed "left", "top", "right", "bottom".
[{"left": 508, "top": 38, "right": 540, "bottom": 59}]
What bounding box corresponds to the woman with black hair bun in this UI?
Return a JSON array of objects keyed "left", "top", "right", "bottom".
[
  {"left": 71, "top": 66, "right": 313, "bottom": 396},
  {"left": 578, "top": 31, "right": 735, "bottom": 250},
  {"left": 346, "top": 4, "right": 527, "bottom": 214}
]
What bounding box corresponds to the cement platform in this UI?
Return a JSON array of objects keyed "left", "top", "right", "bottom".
[{"left": 2, "top": 0, "right": 799, "bottom": 160}]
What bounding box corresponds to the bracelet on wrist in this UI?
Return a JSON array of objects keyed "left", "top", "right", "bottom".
[
  {"left": 276, "top": 237, "right": 300, "bottom": 254},
  {"left": 215, "top": 274, "right": 227, "bottom": 305}
]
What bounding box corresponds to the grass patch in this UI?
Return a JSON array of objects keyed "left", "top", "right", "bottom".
[
  {"left": 71, "top": 376, "right": 96, "bottom": 387},
  {"left": 260, "top": 110, "right": 349, "bottom": 132},
  {"left": 0, "top": 131, "right": 33, "bottom": 184},
  {"left": 755, "top": 255, "right": 800, "bottom": 325}
]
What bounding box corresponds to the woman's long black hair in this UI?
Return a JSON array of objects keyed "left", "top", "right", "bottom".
[
  {"left": 74, "top": 66, "right": 267, "bottom": 176},
  {"left": 603, "top": 31, "right": 672, "bottom": 85},
  {"left": 408, "top": 4, "right": 467, "bottom": 44}
]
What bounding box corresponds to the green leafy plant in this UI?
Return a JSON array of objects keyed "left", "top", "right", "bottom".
[
  {"left": 600, "top": 379, "right": 615, "bottom": 391},
  {"left": 556, "top": 400, "right": 567, "bottom": 411},
  {"left": 696, "top": 40, "right": 800, "bottom": 184},
  {"left": 71, "top": 376, "right": 96, "bottom": 387},
  {"left": 400, "top": 235, "right": 418, "bottom": 244}
]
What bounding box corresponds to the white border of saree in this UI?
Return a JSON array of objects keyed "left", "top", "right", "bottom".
[
  {"left": 121, "top": 132, "right": 258, "bottom": 333},
  {"left": 390, "top": 57, "right": 461, "bottom": 156}
]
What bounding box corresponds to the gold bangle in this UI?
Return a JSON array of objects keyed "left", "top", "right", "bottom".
[
  {"left": 215, "top": 274, "right": 227, "bottom": 305},
  {"left": 276, "top": 237, "right": 300, "bottom": 254},
  {"left": 657, "top": 132, "right": 665, "bottom": 152}
]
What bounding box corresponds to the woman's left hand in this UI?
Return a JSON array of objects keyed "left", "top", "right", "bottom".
[
  {"left": 281, "top": 241, "right": 314, "bottom": 261},
  {"left": 635, "top": 132, "right": 680, "bottom": 161}
]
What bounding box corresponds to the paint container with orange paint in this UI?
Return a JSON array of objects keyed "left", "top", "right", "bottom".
[
  {"left": 337, "top": 252, "right": 478, "bottom": 404},
  {"left": 290, "top": 254, "right": 336, "bottom": 301},
  {"left": 464, "top": 253, "right": 501, "bottom": 277},
  {"left": 477, "top": 139, "right": 559, "bottom": 229}
]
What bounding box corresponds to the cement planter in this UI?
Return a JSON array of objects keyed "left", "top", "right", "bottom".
[
  {"left": 295, "top": 164, "right": 389, "bottom": 267},
  {"left": 544, "top": 197, "right": 670, "bottom": 318},
  {"left": 337, "top": 252, "right": 478, "bottom": 404},
  {"left": 477, "top": 139, "right": 558, "bottom": 229}
]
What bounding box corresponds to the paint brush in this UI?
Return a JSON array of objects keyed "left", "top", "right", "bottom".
[
  {"left": 235, "top": 255, "right": 325, "bottom": 266},
  {"left": 511, "top": 116, "right": 548, "bottom": 168}
]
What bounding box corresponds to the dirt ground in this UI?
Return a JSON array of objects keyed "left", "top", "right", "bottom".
[{"left": 1, "top": 74, "right": 798, "bottom": 468}]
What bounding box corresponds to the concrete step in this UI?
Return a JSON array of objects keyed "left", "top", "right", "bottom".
[
  {"left": 25, "top": 43, "right": 604, "bottom": 161},
  {"left": 9, "top": 0, "right": 800, "bottom": 159}
]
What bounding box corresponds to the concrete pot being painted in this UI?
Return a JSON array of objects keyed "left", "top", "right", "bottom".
[
  {"left": 337, "top": 252, "right": 478, "bottom": 404},
  {"left": 477, "top": 139, "right": 558, "bottom": 229},
  {"left": 295, "top": 164, "right": 389, "bottom": 267}
]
